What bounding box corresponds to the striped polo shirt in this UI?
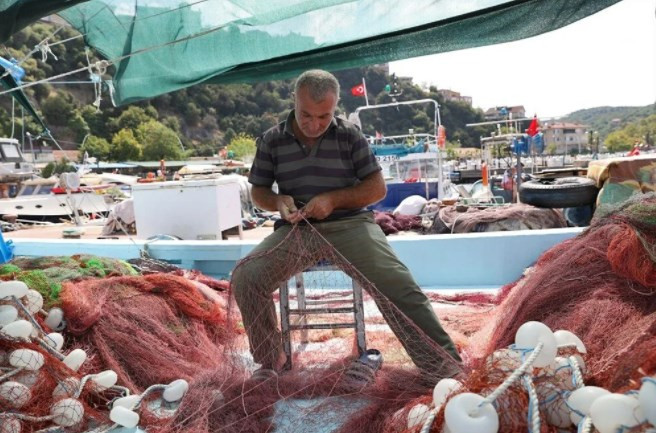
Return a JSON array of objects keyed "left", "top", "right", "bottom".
[{"left": 249, "top": 110, "right": 381, "bottom": 220}]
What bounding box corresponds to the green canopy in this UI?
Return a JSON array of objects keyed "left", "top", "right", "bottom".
[
  {"left": 0, "top": 0, "right": 88, "bottom": 42},
  {"left": 56, "top": 0, "right": 621, "bottom": 106},
  {"left": 0, "top": 64, "right": 48, "bottom": 131}
]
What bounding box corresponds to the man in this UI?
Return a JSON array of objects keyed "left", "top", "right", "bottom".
[{"left": 231, "top": 70, "right": 461, "bottom": 381}]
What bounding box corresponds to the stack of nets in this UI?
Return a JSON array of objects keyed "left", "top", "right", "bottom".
[
  {"left": 488, "top": 193, "right": 656, "bottom": 389},
  {"left": 3, "top": 193, "right": 655, "bottom": 432},
  {"left": 0, "top": 255, "right": 138, "bottom": 307},
  {"left": 428, "top": 203, "right": 567, "bottom": 234}
]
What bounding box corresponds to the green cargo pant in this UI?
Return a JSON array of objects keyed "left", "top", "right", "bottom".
[{"left": 231, "top": 212, "right": 461, "bottom": 373}]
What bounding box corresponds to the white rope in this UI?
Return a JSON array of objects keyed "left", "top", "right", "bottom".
[
  {"left": 479, "top": 343, "right": 544, "bottom": 409},
  {"left": 523, "top": 374, "right": 541, "bottom": 433},
  {"left": 578, "top": 415, "right": 593, "bottom": 433},
  {"left": 10, "top": 97, "right": 15, "bottom": 138},
  {"left": 568, "top": 355, "right": 585, "bottom": 389},
  {"left": 38, "top": 40, "right": 58, "bottom": 62}
]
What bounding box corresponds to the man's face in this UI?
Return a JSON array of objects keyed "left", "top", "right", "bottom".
[{"left": 294, "top": 86, "right": 337, "bottom": 139}]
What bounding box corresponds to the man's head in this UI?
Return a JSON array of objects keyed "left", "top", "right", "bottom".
[{"left": 293, "top": 70, "right": 339, "bottom": 139}]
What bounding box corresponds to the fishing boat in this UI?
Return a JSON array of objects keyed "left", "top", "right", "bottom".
[{"left": 351, "top": 99, "right": 456, "bottom": 211}]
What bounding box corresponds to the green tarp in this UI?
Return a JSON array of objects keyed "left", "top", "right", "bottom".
[
  {"left": 0, "top": 0, "right": 87, "bottom": 42},
  {"left": 55, "top": 0, "right": 622, "bottom": 105},
  {"left": 0, "top": 0, "right": 622, "bottom": 106}
]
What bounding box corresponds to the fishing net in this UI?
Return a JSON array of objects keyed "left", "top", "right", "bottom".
[
  {"left": 3, "top": 194, "right": 655, "bottom": 433},
  {"left": 428, "top": 203, "right": 567, "bottom": 234},
  {"left": 374, "top": 212, "right": 424, "bottom": 235},
  {"left": 486, "top": 193, "right": 656, "bottom": 390},
  {"left": 0, "top": 255, "right": 138, "bottom": 307}
]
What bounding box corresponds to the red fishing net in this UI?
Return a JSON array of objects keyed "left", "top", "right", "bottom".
[{"left": 2, "top": 193, "right": 655, "bottom": 433}]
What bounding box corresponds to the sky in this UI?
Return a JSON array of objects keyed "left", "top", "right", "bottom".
[{"left": 389, "top": 0, "right": 656, "bottom": 119}]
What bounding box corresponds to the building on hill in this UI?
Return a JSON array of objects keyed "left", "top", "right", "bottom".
[
  {"left": 437, "top": 89, "right": 472, "bottom": 106},
  {"left": 484, "top": 105, "right": 526, "bottom": 121},
  {"left": 542, "top": 122, "right": 589, "bottom": 154}
]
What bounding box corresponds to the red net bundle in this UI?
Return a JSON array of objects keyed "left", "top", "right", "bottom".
[
  {"left": 59, "top": 273, "right": 234, "bottom": 391},
  {"left": 488, "top": 193, "right": 656, "bottom": 390}
]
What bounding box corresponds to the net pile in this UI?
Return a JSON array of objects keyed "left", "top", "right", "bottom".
[
  {"left": 488, "top": 193, "right": 656, "bottom": 390},
  {"left": 428, "top": 203, "right": 567, "bottom": 234},
  {"left": 3, "top": 194, "right": 655, "bottom": 433},
  {"left": 374, "top": 212, "right": 424, "bottom": 235},
  {"left": 0, "top": 255, "right": 138, "bottom": 307}
]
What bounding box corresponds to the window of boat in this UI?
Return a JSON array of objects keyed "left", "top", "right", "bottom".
[
  {"left": 0, "top": 143, "right": 22, "bottom": 162},
  {"left": 19, "top": 185, "right": 36, "bottom": 195},
  {"left": 37, "top": 185, "right": 53, "bottom": 195}
]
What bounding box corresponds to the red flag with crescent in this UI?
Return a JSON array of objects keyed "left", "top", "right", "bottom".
[{"left": 351, "top": 84, "right": 365, "bottom": 97}]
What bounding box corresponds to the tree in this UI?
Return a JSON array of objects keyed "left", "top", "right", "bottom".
[
  {"left": 604, "top": 130, "right": 633, "bottom": 152},
  {"left": 546, "top": 143, "right": 558, "bottom": 155},
  {"left": 79, "top": 135, "right": 110, "bottom": 161},
  {"left": 111, "top": 129, "right": 142, "bottom": 161},
  {"left": 41, "top": 93, "right": 76, "bottom": 126},
  {"left": 136, "top": 120, "right": 183, "bottom": 161},
  {"left": 227, "top": 133, "right": 256, "bottom": 160},
  {"left": 117, "top": 106, "right": 155, "bottom": 132}
]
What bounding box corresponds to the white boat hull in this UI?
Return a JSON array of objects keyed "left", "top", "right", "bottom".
[{"left": 0, "top": 193, "right": 112, "bottom": 218}]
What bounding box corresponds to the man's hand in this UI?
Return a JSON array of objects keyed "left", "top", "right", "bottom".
[
  {"left": 301, "top": 194, "right": 335, "bottom": 221},
  {"left": 275, "top": 195, "right": 299, "bottom": 222}
]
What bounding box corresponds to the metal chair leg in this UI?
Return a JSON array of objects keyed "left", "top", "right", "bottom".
[
  {"left": 352, "top": 280, "right": 367, "bottom": 356},
  {"left": 279, "top": 279, "right": 293, "bottom": 371},
  {"left": 295, "top": 272, "right": 309, "bottom": 344}
]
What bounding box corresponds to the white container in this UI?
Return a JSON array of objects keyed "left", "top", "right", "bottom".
[{"left": 131, "top": 178, "right": 242, "bottom": 240}]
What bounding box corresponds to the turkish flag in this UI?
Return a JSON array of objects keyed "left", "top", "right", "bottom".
[
  {"left": 526, "top": 116, "right": 539, "bottom": 137},
  {"left": 351, "top": 84, "right": 365, "bottom": 97}
]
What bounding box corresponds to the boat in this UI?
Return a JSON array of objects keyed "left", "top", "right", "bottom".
[
  {"left": 351, "top": 99, "right": 455, "bottom": 211},
  {"left": 0, "top": 175, "right": 114, "bottom": 221}
]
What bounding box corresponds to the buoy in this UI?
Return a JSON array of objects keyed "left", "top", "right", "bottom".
[
  {"left": 51, "top": 398, "right": 85, "bottom": 427},
  {"left": 45, "top": 307, "right": 64, "bottom": 330},
  {"left": 0, "top": 416, "right": 21, "bottom": 433},
  {"left": 53, "top": 377, "right": 81, "bottom": 398},
  {"left": 162, "top": 379, "right": 189, "bottom": 402},
  {"left": 8, "top": 349, "right": 45, "bottom": 370},
  {"left": 0, "top": 381, "right": 32, "bottom": 407},
  {"left": 1, "top": 320, "right": 33, "bottom": 339},
  {"left": 0, "top": 305, "right": 18, "bottom": 326},
  {"left": 514, "top": 321, "right": 557, "bottom": 368},
  {"left": 92, "top": 370, "right": 118, "bottom": 391},
  {"left": 444, "top": 393, "right": 499, "bottom": 433},
  {"left": 433, "top": 378, "right": 462, "bottom": 408},
  {"left": 553, "top": 330, "right": 587, "bottom": 353},
  {"left": 407, "top": 403, "right": 430, "bottom": 429},
  {"left": 62, "top": 349, "right": 87, "bottom": 371},
  {"left": 567, "top": 386, "right": 610, "bottom": 425},
  {"left": 109, "top": 406, "right": 140, "bottom": 428},
  {"left": 589, "top": 393, "right": 645, "bottom": 433},
  {"left": 113, "top": 394, "right": 141, "bottom": 410},
  {"left": 639, "top": 377, "right": 656, "bottom": 426},
  {"left": 23, "top": 289, "right": 43, "bottom": 315},
  {"left": 45, "top": 332, "right": 65, "bottom": 351},
  {"left": 0, "top": 281, "right": 28, "bottom": 300}
]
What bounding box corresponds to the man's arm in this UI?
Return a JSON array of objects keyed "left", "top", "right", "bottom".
[{"left": 300, "top": 171, "right": 386, "bottom": 221}]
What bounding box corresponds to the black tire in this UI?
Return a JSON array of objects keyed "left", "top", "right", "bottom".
[{"left": 519, "top": 177, "right": 598, "bottom": 208}]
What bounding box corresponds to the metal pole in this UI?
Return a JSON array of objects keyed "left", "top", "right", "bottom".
[
  {"left": 516, "top": 151, "right": 522, "bottom": 203},
  {"left": 362, "top": 77, "right": 369, "bottom": 106}
]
